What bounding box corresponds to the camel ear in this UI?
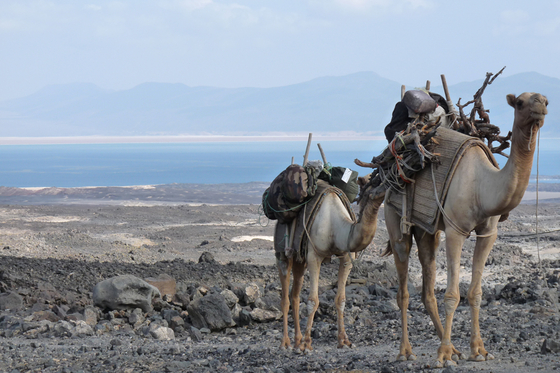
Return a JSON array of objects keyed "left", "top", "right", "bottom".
[
  {"left": 506, "top": 93, "right": 517, "bottom": 108},
  {"left": 357, "top": 174, "right": 371, "bottom": 187}
]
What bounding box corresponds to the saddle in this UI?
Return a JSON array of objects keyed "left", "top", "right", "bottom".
[
  {"left": 274, "top": 180, "right": 356, "bottom": 263},
  {"left": 385, "top": 127, "right": 499, "bottom": 235}
]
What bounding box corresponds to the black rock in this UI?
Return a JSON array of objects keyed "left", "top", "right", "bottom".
[{"left": 541, "top": 338, "right": 560, "bottom": 354}]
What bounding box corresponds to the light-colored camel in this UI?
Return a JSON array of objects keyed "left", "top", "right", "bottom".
[
  {"left": 385, "top": 92, "right": 548, "bottom": 367},
  {"left": 275, "top": 179, "right": 384, "bottom": 351}
]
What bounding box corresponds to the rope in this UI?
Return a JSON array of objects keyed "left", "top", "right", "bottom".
[
  {"left": 302, "top": 203, "right": 320, "bottom": 258},
  {"left": 256, "top": 204, "right": 270, "bottom": 227},
  {"left": 262, "top": 190, "right": 312, "bottom": 214},
  {"left": 430, "top": 163, "right": 497, "bottom": 238},
  {"left": 302, "top": 191, "right": 356, "bottom": 268},
  {"left": 536, "top": 126, "right": 541, "bottom": 264},
  {"left": 501, "top": 228, "right": 560, "bottom": 237},
  {"left": 535, "top": 126, "right": 546, "bottom": 288}
]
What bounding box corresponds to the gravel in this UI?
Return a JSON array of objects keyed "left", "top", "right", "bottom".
[{"left": 0, "top": 185, "right": 559, "bottom": 372}]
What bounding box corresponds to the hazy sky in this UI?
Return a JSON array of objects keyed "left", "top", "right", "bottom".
[{"left": 1, "top": 0, "right": 559, "bottom": 101}]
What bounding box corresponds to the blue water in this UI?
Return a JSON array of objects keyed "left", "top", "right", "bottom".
[{"left": 0, "top": 139, "right": 557, "bottom": 188}]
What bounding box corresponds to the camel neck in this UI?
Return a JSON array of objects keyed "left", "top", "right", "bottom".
[
  {"left": 348, "top": 194, "right": 384, "bottom": 252},
  {"left": 485, "top": 120, "right": 538, "bottom": 215}
]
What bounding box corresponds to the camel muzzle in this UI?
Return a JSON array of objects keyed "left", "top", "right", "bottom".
[{"left": 530, "top": 94, "right": 548, "bottom": 120}]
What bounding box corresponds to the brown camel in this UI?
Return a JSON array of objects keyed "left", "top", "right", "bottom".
[
  {"left": 275, "top": 178, "right": 384, "bottom": 351},
  {"left": 385, "top": 92, "right": 548, "bottom": 367}
]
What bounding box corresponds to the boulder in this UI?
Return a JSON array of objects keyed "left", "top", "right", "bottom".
[
  {"left": 0, "top": 292, "right": 23, "bottom": 311},
  {"left": 199, "top": 252, "right": 216, "bottom": 263},
  {"left": 254, "top": 293, "right": 281, "bottom": 312},
  {"left": 187, "top": 293, "right": 233, "bottom": 331},
  {"left": 128, "top": 308, "right": 145, "bottom": 327},
  {"left": 244, "top": 283, "right": 261, "bottom": 305},
  {"left": 32, "top": 310, "right": 60, "bottom": 323},
  {"left": 541, "top": 339, "right": 560, "bottom": 354},
  {"left": 236, "top": 309, "right": 252, "bottom": 327},
  {"left": 230, "top": 282, "right": 261, "bottom": 306},
  {"left": 250, "top": 308, "right": 282, "bottom": 322},
  {"left": 72, "top": 320, "right": 94, "bottom": 336},
  {"left": 83, "top": 306, "right": 98, "bottom": 326},
  {"left": 92, "top": 275, "right": 161, "bottom": 312},
  {"left": 150, "top": 325, "right": 175, "bottom": 340},
  {"left": 189, "top": 326, "right": 203, "bottom": 342},
  {"left": 220, "top": 289, "right": 239, "bottom": 309}
]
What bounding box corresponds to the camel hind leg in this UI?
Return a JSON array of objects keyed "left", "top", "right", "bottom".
[
  {"left": 275, "top": 222, "right": 294, "bottom": 349},
  {"left": 299, "top": 253, "right": 322, "bottom": 351},
  {"left": 386, "top": 206, "right": 415, "bottom": 361},
  {"left": 414, "top": 230, "right": 465, "bottom": 361},
  {"left": 277, "top": 252, "right": 293, "bottom": 349},
  {"left": 335, "top": 252, "right": 354, "bottom": 348},
  {"left": 291, "top": 260, "right": 306, "bottom": 348}
]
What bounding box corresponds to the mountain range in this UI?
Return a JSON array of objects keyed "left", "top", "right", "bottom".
[{"left": 0, "top": 71, "right": 557, "bottom": 138}]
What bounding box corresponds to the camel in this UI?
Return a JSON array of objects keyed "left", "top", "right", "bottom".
[
  {"left": 275, "top": 177, "right": 385, "bottom": 351},
  {"left": 385, "top": 92, "right": 548, "bottom": 367}
]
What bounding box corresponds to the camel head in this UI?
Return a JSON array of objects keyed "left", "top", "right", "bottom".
[
  {"left": 356, "top": 173, "right": 385, "bottom": 222},
  {"left": 506, "top": 92, "right": 548, "bottom": 129}
]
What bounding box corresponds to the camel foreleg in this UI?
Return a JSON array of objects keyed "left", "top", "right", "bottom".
[
  {"left": 335, "top": 253, "right": 354, "bottom": 348},
  {"left": 468, "top": 228, "right": 497, "bottom": 362},
  {"left": 393, "top": 247, "right": 415, "bottom": 361},
  {"left": 435, "top": 231, "right": 466, "bottom": 368}
]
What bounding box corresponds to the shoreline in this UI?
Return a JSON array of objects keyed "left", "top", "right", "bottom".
[
  {"left": 0, "top": 134, "right": 385, "bottom": 145},
  {"left": 0, "top": 183, "right": 558, "bottom": 206}
]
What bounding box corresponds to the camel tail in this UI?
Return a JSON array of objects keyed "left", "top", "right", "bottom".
[{"left": 380, "top": 241, "right": 393, "bottom": 257}]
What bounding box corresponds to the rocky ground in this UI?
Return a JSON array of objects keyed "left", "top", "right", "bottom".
[{"left": 0, "top": 183, "right": 559, "bottom": 373}]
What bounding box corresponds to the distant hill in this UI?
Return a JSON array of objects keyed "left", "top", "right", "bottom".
[{"left": 0, "top": 71, "right": 557, "bottom": 137}]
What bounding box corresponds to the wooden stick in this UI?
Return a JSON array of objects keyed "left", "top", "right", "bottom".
[
  {"left": 441, "top": 73, "right": 459, "bottom": 129},
  {"left": 317, "top": 143, "right": 328, "bottom": 164},
  {"left": 303, "top": 133, "right": 312, "bottom": 166},
  {"left": 425, "top": 80, "right": 431, "bottom": 91},
  {"left": 401, "top": 85, "right": 406, "bottom": 100},
  {"left": 440, "top": 74, "right": 451, "bottom": 101},
  {"left": 291, "top": 156, "right": 294, "bottom": 165}
]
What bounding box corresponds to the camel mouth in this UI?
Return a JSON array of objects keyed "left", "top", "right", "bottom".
[{"left": 531, "top": 112, "right": 547, "bottom": 121}]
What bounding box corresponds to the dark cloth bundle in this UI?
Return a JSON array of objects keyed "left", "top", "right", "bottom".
[
  {"left": 384, "top": 92, "right": 449, "bottom": 142},
  {"left": 319, "top": 166, "right": 360, "bottom": 203},
  {"left": 262, "top": 164, "right": 318, "bottom": 224}
]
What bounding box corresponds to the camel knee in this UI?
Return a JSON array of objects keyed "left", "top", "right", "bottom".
[
  {"left": 397, "top": 289, "right": 410, "bottom": 310},
  {"left": 422, "top": 292, "right": 437, "bottom": 309},
  {"left": 307, "top": 298, "right": 319, "bottom": 314},
  {"left": 467, "top": 287, "right": 482, "bottom": 308},
  {"left": 443, "top": 293, "right": 460, "bottom": 315}
]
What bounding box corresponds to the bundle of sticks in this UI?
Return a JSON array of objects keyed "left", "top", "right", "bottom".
[
  {"left": 354, "top": 110, "right": 442, "bottom": 201},
  {"left": 451, "top": 66, "right": 512, "bottom": 157},
  {"left": 355, "top": 68, "right": 510, "bottom": 202}
]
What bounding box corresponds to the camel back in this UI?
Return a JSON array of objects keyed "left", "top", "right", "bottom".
[{"left": 386, "top": 127, "right": 499, "bottom": 235}]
